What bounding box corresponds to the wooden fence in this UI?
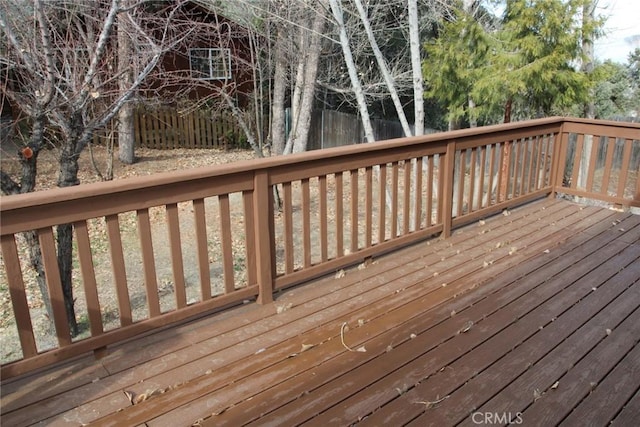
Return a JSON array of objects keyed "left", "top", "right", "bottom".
[
  {"left": 134, "top": 107, "right": 246, "bottom": 149},
  {"left": 0, "top": 117, "right": 638, "bottom": 378}
]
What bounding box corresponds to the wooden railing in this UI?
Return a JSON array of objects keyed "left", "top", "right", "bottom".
[{"left": 0, "top": 117, "right": 638, "bottom": 379}]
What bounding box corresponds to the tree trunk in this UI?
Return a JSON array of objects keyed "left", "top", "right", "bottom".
[
  {"left": 118, "top": 0, "right": 136, "bottom": 164},
  {"left": 271, "top": 29, "right": 287, "bottom": 156},
  {"left": 287, "top": 1, "right": 327, "bottom": 154},
  {"left": 354, "top": 0, "right": 412, "bottom": 137},
  {"left": 408, "top": 0, "right": 424, "bottom": 136},
  {"left": 56, "top": 121, "right": 82, "bottom": 337},
  {"left": 118, "top": 104, "right": 135, "bottom": 164}
]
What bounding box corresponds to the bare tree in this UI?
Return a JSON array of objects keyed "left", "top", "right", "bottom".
[{"left": 0, "top": 0, "right": 193, "bottom": 335}]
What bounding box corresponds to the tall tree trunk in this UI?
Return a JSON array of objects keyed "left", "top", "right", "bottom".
[
  {"left": 286, "top": 1, "right": 327, "bottom": 154},
  {"left": 354, "top": 0, "right": 412, "bottom": 137},
  {"left": 329, "top": 0, "right": 375, "bottom": 142},
  {"left": 118, "top": 0, "right": 135, "bottom": 164},
  {"left": 408, "top": 0, "right": 424, "bottom": 136},
  {"left": 271, "top": 29, "right": 287, "bottom": 156},
  {"left": 56, "top": 117, "right": 82, "bottom": 337}
]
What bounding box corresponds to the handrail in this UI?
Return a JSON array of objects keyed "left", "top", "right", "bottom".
[{"left": 0, "top": 116, "right": 637, "bottom": 379}]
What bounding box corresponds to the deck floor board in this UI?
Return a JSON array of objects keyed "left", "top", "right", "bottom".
[{"left": 1, "top": 199, "right": 639, "bottom": 427}]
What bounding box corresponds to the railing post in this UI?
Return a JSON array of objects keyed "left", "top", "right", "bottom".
[
  {"left": 441, "top": 140, "right": 456, "bottom": 238},
  {"left": 253, "top": 169, "right": 274, "bottom": 304}
]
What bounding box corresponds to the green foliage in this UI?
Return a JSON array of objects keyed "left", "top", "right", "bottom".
[{"left": 424, "top": 0, "right": 601, "bottom": 125}]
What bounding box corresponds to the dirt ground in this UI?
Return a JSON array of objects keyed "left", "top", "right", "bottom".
[{"left": 0, "top": 144, "right": 256, "bottom": 363}]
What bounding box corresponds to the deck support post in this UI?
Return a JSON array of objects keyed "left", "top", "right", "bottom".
[
  {"left": 442, "top": 140, "right": 456, "bottom": 238},
  {"left": 253, "top": 169, "right": 274, "bottom": 304}
]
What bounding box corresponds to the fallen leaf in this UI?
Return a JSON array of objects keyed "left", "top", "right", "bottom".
[
  {"left": 335, "top": 269, "right": 346, "bottom": 279},
  {"left": 551, "top": 381, "right": 559, "bottom": 390},
  {"left": 605, "top": 328, "right": 612, "bottom": 335},
  {"left": 410, "top": 333, "right": 417, "bottom": 339},
  {"left": 276, "top": 303, "right": 293, "bottom": 314},
  {"left": 533, "top": 389, "right": 542, "bottom": 401},
  {"left": 300, "top": 343, "right": 314, "bottom": 352}
]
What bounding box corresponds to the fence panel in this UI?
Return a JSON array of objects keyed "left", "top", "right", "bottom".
[{"left": 134, "top": 107, "right": 244, "bottom": 150}]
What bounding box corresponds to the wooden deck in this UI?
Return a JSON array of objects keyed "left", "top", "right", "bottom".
[{"left": 2, "top": 198, "right": 640, "bottom": 426}]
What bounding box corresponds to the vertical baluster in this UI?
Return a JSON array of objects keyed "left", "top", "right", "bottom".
[
  {"left": 378, "top": 164, "right": 387, "bottom": 243},
  {"left": 426, "top": 156, "right": 434, "bottom": 226},
  {"left": 106, "top": 215, "right": 132, "bottom": 326},
  {"left": 365, "top": 167, "right": 373, "bottom": 247},
  {"left": 137, "top": 208, "right": 160, "bottom": 317},
  {"left": 193, "top": 199, "right": 211, "bottom": 301},
  {"left": 74, "top": 221, "right": 103, "bottom": 336},
  {"left": 601, "top": 137, "right": 616, "bottom": 195},
  {"left": 38, "top": 227, "right": 71, "bottom": 346},
  {"left": 468, "top": 148, "right": 477, "bottom": 212},
  {"left": 616, "top": 139, "right": 633, "bottom": 200},
  {"left": 477, "top": 146, "right": 486, "bottom": 210},
  {"left": 414, "top": 157, "right": 423, "bottom": 231},
  {"left": 336, "top": 173, "right": 344, "bottom": 257},
  {"left": 243, "top": 191, "right": 257, "bottom": 286},
  {"left": 301, "top": 178, "right": 311, "bottom": 267},
  {"left": 219, "top": 194, "right": 235, "bottom": 294},
  {"left": 403, "top": 160, "right": 411, "bottom": 234},
  {"left": 585, "top": 135, "right": 600, "bottom": 192},
  {"left": 487, "top": 144, "right": 496, "bottom": 206},
  {"left": 456, "top": 150, "right": 465, "bottom": 216},
  {"left": 570, "top": 134, "right": 585, "bottom": 189},
  {"left": 283, "top": 182, "right": 294, "bottom": 273},
  {"left": 319, "top": 175, "right": 328, "bottom": 262},
  {"left": 391, "top": 162, "right": 399, "bottom": 238},
  {"left": 350, "top": 169, "right": 359, "bottom": 253},
  {"left": 1, "top": 234, "right": 37, "bottom": 358},
  {"left": 166, "top": 203, "right": 187, "bottom": 308}
]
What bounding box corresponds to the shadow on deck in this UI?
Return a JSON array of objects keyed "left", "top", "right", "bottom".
[{"left": 2, "top": 198, "right": 639, "bottom": 426}]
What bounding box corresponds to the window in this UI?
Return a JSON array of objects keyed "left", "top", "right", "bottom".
[{"left": 189, "top": 48, "right": 231, "bottom": 80}]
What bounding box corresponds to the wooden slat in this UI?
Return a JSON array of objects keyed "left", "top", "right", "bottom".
[
  {"left": 585, "top": 134, "right": 600, "bottom": 192},
  {"left": 561, "top": 342, "right": 640, "bottom": 426},
  {"left": 601, "top": 136, "right": 617, "bottom": 195},
  {"left": 335, "top": 173, "right": 344, "bottom": 258},
  {"left": 525, "top": 137, "right": 535, "bottom": 194},
  {"left": 616, "top": 138, "right": 633, "bottom": 199},
  {"left": 414, "top": 158, "right": 423, "bottom": 231},
  {"left": 426, "top": 156, "right": 434, "bottom": 226},
  {"left": 242, "top": 191, "right": 257, "bottom": 286},
  {"left": 391, "top": 162, "right": 399, "bottom": 238},
  {"left": 301, "top": 178, "right": 311, "bottom": 268},
  {"left": 193, "top": 199, "right": 211, "bottom": 301},
  {"left": 37, "top": 227, "right": 72, "bottom": 347},
  {"left": 283, "top": 182, "right": 294, "bottom": 274},
  {"left": 0, "top": 234, "right": 38, "bottom": 358},
  {"left": 442, "top": 144, "right": 455, "bottom": 237},
  {"left": 403, "top": 160, "right": 411, "bottom": 234},
  {"left": 477, "top": 146, "right": 486, "bottom": 210},
  {"left": 486, "top": 144, "right": 496, "bottom": 207},
  {"left": 350, "top": 169, "right": 358, "bottom": 254},
  {"left": 74, "top": 221, "right": 103, "bottom": 336},
  {"left": 378, "top": 165, "right": 387, "bottom": 243},
  {"left": 364, "top": 167, "right": 373, "bottom": 247},
  {"left": 319, "top": 175, "right": 328, "bottom": 262},
  {"left": 468, "top": 148, "right": 477, "bottom": 212},
  {"left": 571, "top": 134, "right": 584, "bottom": 188},
  {"left": 518, "top": 139, "right": 527, "bottom": 196},
  {"left": 165, "top": 203, "right": 187, "bottom": 308},
  {"left": 219, "top": 194, "right": 235, "bottom": 294},
  {"left": 105, "top": 215, "right": 132, "bottom": 326},
  {"left": 137, "top": 208, "right": 160, "bottom": 318},
  {"left": 456, "top": 150, "right": 465, "bottom": 216}
]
